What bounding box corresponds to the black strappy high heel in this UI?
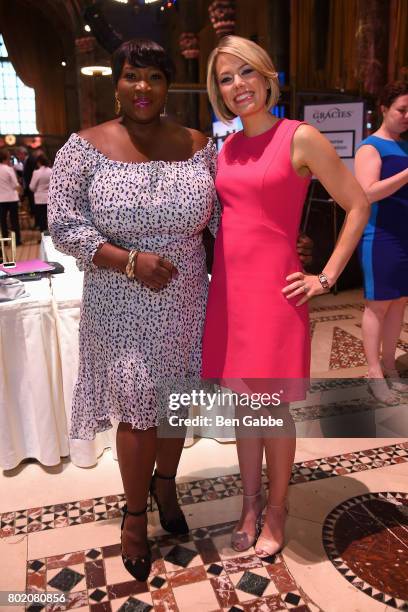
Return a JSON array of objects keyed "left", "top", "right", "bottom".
[
  {"left": 149, "top": 470, "right": 189, "bottom": 535},
  {"left": 120, "top": 504, "right": 151, "bottom": 582}
]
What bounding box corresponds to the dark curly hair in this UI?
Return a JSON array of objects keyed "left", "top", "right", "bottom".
[
  {"left": 111, "top": 38, "right": 174, "bottom": 87},
  {"left": 379, "top": 81, "right": 408, "bottom": 108},
  {"left": 0, "top": 149, "right": 10, "bottom": 162},
  {"left": 36, "top": 154, "right": 50, "bottom": 167}
]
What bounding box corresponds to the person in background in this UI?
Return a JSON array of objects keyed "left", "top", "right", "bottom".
[
  {"left": 0, "top": 149, "right": 22, "bottom": 245},
  {"left": 29, "top": 154, "right": 52, "bottom": 233},
  {"left": 14, "top": 146, "right": 28, "bottom": 180},
  {"left": 202, "top": 35, "right": 370, "bottom": 558},
  {"left": 23, "top": 147, "right": 43, "bottom": 228},
  {"left": 355, "top": 81, "right": 408, "bottom": 403}
]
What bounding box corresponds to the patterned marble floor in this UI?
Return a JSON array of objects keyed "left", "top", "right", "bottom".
[
  {"left": 322, "top": 491, "right": 408, "bottom": 608},
  {"left": 0, "top": 443, "right": 407, "bottom": 612},
  {"left": 309, "top": 296, "right": 408, "bottom": 377},
  {"left": 1, "top": 291, "right": 407, "bottom": 612},
  {"left": 25, "top": 527, "right": 314, "bottom": 612},
  {"left": 2, "top": 442, "right": 407, "bottom": 539}
]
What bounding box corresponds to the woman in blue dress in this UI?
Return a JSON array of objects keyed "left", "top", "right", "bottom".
[{"left": 355, "top": 81, "right": 408, "bottom": 403}]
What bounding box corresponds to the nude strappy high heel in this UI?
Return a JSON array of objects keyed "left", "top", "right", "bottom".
[
  {"left": 231, "top": 491, "right": 266, "bottom": 552},
  {"left": 254, "top": 501, "right": 288, "bottom": 559},
  {"left": 381, "top": 361, "right": 408, "bottom": 393},
  {"left": 365, "top": 374, "right": 400, "bottom": 405}
]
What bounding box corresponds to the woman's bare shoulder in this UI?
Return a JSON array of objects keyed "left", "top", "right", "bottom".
[
  {"left": 163, "top": 121, "right": 208, "bottom": 151},
  {"left": 293, "top": 123, "right": 321, "bottom": 143},
  {"left": 186, "top": 127, "right": 210, "bottom": 153},
  {"left": 77, "top": 120, "right": 121, "bottom": 150}
]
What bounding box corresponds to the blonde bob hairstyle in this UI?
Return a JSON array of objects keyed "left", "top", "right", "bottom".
[{"left": 207, "top": 35, "right": 280, "bottom": 123}]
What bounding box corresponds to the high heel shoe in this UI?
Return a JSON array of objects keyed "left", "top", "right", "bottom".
[
  {"left": 381, "top": 361, "right": 408, "bottom": 393},
  {"left": 121, "top": 504, "right": 151, "bottom": 582},
  {"left": 365, "top": 375, "right": 400, "bottom": 405},
  {"left": 150, "top": 470, "right": 189, "bottom": 535},
  {"left": 254, "top": 501, "right": 288, "bottom": 559},
  {"left": 231, "top": 491, "right": 266, "bottom": 552}
]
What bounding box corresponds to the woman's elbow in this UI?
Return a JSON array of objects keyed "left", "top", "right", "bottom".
[
  {"left": 363, "top": 189, "right": 376, "bottom": 205},
  {"left": 348, "top": 193, "right": 371, "bottom": 222},
  {"left": 357, "top": 196, "right": 371, "bottom": 223}
]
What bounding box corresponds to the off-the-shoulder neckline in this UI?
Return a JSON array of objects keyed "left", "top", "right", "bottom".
[{"left": 70, "top": 132, "right": 214, "bottom": 165}]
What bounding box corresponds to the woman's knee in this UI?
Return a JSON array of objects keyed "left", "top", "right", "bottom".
[{"left": 365, "top": 300, "right": 391, "bottom": 318}]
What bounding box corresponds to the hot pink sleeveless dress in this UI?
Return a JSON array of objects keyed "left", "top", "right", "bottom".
[{"left": 201, "top": 119, "right": 311, "bottom": 399}]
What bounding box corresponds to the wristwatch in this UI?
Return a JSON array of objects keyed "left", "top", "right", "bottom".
[{"left": 318, "top": 272, "right": 330, "bottom": 290}]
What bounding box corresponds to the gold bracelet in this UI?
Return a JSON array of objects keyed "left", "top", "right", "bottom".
[{"left": 125, "top": 249, "right": 139, "bottom": 279}]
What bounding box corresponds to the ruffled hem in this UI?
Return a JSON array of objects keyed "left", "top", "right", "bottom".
[
  {"left": 69, "top": 371, "right": 200, "bottom": 440},
  {"left": 69, "top": 410, "right": 166, "bottom": 441}
]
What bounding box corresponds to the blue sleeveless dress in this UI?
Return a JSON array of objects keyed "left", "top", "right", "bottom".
[{"left": 357, "top": 135, "right": 408, "bottom": 300}]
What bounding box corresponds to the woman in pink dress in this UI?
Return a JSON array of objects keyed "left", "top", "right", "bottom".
[{"left": 202, "top": 36, "right": 370, "bottom": 558}]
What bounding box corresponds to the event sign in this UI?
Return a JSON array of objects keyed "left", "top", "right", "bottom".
[{"left": 303, "top": 102, "right": 364, "bottom": 171}]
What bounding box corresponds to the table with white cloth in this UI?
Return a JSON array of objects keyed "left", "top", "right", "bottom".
[
  {"left": 41, "top": 235, "right": 118, "bottom": 467},
  {"left": 0, "top": 237, "right": 117, "bottom": 470},
  {"left": 0, "top": 277, "right": 69, "bottom": 470}
]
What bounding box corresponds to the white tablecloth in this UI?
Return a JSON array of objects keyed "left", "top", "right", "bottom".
[
  {"left": 0, "top": 278, "right": 69, "bottom": 469},
  {"left": 42, "top": 236, "right": 117, "bottom": 468},
  {"left": 0, "top": 238, "right": 117, "bottom": 470}
]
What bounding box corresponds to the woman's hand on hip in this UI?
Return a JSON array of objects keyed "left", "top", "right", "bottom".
[
  {"left": 282, "top": 271, "right": 329, "bottom": 306},
  {"left": 135, "top": 253, "right": 178, "bottom": 290}
]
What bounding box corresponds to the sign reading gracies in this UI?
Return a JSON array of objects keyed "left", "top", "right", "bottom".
[{"left": 304, "top": 102, "right": 364, "bottom": 172}]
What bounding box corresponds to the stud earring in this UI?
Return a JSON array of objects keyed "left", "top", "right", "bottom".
[
  {"left": 115, "top": 94, "right": 122, "bottom": 115},
  {"left": 161, "top": 96, "right": 168, "bottom": 117}
]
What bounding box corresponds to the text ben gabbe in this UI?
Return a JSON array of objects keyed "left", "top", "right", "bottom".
[{"left": 167, "top": 389, "right": 285, "bottom": 428}]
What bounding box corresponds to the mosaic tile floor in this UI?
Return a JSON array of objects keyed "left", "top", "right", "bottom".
[
  {"left": 0, "top": 441, "right": 407, "bottom": 610},
  {"left": 26, "top": 523, "right": 316, "bottom": 612},
  {"left": 309, "top": 300, "right": 408, "bottom": 375},
  {"left": 2, "top": 442, "right": 407, "bottom": 539},
  {"left": 323, "top": 492, "right": 408, "bottom": 610},
  {"left": 18, "top": 464, "right": 408, "bottom": 612}
]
